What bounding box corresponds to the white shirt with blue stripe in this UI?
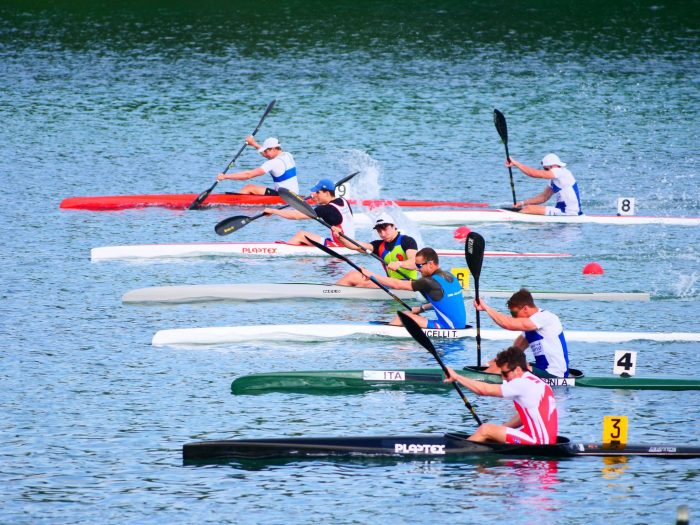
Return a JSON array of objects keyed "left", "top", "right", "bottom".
[{"left": 261, "top": 151, "right": 298, "bottom": 192}]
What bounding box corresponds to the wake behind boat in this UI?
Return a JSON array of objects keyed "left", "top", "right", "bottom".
[
  {"left": 151, "top": 323, "right": 700, "bottom": 346},
  {"left": 230, "top": 366, "right": 700, "bottom": 394},
  {"left": 90, "top": 242, "right": 570, "bottom": 261},
  {"left": 182, "top": 433, "right": 700, "bottom": 463},
  {"left": 122, "top": 283, "right": 650, "bottom": 304},
  {"left": 354, "top": 209, "right": 700, "bottom": 227},
  {"left": 59, "top": 193, "right": 490, "bottom": 211}
]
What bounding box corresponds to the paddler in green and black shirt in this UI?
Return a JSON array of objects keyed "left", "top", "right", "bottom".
[{"left": 334, "top": 212, "right": 418, "bottom": 287}]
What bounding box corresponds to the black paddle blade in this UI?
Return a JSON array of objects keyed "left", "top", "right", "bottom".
[
  {"left": 493, "top": 109, "right": 508, "bottom": 145},
  {"left": 465, "top": 231, "right": 485, "bottom": 282},
  {"left": 214, "top": 215, "right": 257, "bottom": 236},
  {"left": 278, "top": 188, "right": 317, "bottom": 219},
  {"left": 397, "top": 311, "right": 438, "bottom": 358},
  {"left": 189, "top": 181, "right": 217, "bottom": 210}
]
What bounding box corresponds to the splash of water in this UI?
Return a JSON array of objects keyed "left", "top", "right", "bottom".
[
  {"left": 339, "top": 149, "right": 425, "bottom": 247},
  {"left": 673, "top": 272, "right": 698, "bottom": 298}
]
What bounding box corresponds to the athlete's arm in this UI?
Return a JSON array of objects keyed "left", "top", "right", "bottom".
[
  {"left": 364, "top": 271, "right": 413, "bottom": 290},
  {"left": 518, "top": 186, "right": 553, "bottom": 207},
  {"left": 474, "top": 300, "right": 537, "bottom": 331},
  {"left": 217, "top": 167, "right": 265, "bottom": 181},
  {"left": 507, "top": 158, "right": 555, "bottom": 180},
  {"left": 444, "top": 367, "right": 503, "bottom": 397},
  {"left": 262, "top": 208, "right": 308, "bottom": 220}
]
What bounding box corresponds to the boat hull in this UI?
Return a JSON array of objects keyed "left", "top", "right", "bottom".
[
  {"left": 352, "top": 209, "right": 700, "bottom": 227},
  {"left": 122, "top": 283, "right": 649, "bottom": 304},
  {"left": 230, "top": 367, "right": 700, "bottom": 394},
  {"left": 91, "top": 242, "right": 569, "bottom": 261},
  {"left": 151, "top": 323, "right": 700, "bottom": 346},
  {"left": 182, "top": 433, "right": 700, "bottom": 463},
  {"left": 60, "top": 193, "right": 489, "bottom": 211}
]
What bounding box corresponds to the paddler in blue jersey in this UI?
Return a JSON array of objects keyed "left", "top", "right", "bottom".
[
  {"left": 360, "top": 247, "right": 467, "bottom": 329},
  {"left": 334, "top": 213, "right": 418, "bottom": 287}
]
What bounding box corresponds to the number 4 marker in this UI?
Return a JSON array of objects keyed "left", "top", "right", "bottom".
[{"left": 613, "top": 350, "right": 637, "bottom": 376}]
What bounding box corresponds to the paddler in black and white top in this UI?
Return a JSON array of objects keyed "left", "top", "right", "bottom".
[
  {"left": 360, "top": 248, "right": 467, "bottom": 329},
  {"left": 333, "top": 213, "right": 418, "bottom": 287},
  {"left": 263, "top": 178, "right": 355, "bottom": 247},
  {"left": 216, "top": 136, "right": 298, "bottom": 196}
]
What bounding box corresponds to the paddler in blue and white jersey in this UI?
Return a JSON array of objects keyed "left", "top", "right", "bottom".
[
  {"left": 507, "top": 153, "right": 582, "bottom": 216},
  {"left": 476, "top": 288, "right": 570, "bottom": 378},
  {"left": 360, "top": 247, "right": 467, "bottom": 329},
  {"left": 217, "top": 136, "right": 298, "bottom": 196},
  {"left": 334, "top": 212, "right": 418, "bottom": 287},
  {"left": 263, "top": 178, "right": 355, "bottom": 247}
]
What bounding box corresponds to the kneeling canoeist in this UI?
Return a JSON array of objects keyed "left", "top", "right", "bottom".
[
  {"left": 445, "top": 346, "right": 558, "bottom": 445},
  {"left": 334, "top": 213, "right": 418, "bottom": 287},
  {"left": 507, "top": 153, "right": 582, "bottom": 216},
  {"left": 360, "top": 247, "right": 466, "bottom": 329},
  {"left": 263, "top": 178, "right": 355, "bottom": 247},
  {"left": 476, "top": 288, "right": 570, "bottom": 377},
  {"left": 217, "top": 136, "right": 298, "bottom": 195}
]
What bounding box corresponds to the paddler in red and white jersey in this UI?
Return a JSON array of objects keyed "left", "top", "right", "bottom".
[
  {"left": 333, "top": 212, "right": 419, "bottom": 287},
  {"left": 445, "top": 346, "right": 558, "bottom": 445},
  {"left": 263, "top": 178, "right": 355, "bottom": 246}
]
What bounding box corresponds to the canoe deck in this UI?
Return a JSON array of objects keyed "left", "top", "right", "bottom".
[
  {"left": 230, "top": 367, "right": 700, "bottom": 394},
  {"left": 182, "top": 433, "right": 700, "bottom": 463}
]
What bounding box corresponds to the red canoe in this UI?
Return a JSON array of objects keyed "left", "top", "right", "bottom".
[{"left": 59, "top": 193, "right": 490, "bottom": 211}]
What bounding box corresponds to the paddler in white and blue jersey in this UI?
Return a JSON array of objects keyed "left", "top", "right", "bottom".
[
  {"left": 360, "top": 247, "right": 467, "bottom": 329},
  {"left": 263, "top": 178, "right": 355, "bottom": 247},
  {"left": 217, "top": 136, "right": 298, "bottom": 196},
  {"left": 334, "top": 212, "right": 418, "bottom": 287},
  {"left": 507, "top": 153, "right": 582, "bottom": 216},
  {"left": 476, "top": 288, "right": 570, "bottom": 377}
]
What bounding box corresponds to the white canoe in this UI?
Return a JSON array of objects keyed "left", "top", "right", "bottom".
[
  {"left": 354, "top": 209, "right": 700, "bottom": 227},
  {"left": 123, "top": 283, "right": 650, "bottom": 304},
  {"left": 150, "top": 323, "right": 700, "bottom": 347},
  {"left": 90, "top": 242, "right": 570, "bottom": 261}
]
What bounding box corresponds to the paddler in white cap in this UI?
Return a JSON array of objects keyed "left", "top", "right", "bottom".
[
  {"left": 506, "top": 153, "right": 582, "bottom": 216},
  {"left": 217, "top": 136, "right": 298, "bottom": 195},
  {"left": 334, "top": 212, "right": 419, "bottom": 287}
]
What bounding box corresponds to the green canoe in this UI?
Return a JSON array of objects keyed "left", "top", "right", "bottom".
[{"left": 231, "top": 366, "right": 700, "bottom": 395}]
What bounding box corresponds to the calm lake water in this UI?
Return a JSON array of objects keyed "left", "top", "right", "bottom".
[{"left": 2, "top": 1, "right": 699, "bottom": 524}]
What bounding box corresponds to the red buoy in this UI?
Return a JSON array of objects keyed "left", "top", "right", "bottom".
[
  {"left": 583, "top": 262, "right": 604, "bottom": 275},
  {"left": 453, "top": 226, "right": 472, "bottom": 240}
]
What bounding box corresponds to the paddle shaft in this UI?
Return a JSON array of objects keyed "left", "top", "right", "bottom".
[
  {"left": 397, "top": 311, "right": 483, "bottom": 425},
  {"left": 305, "top": 237, "right": 415, "bottom": 310},
  {"left": 189, "top": 99, "right": 276, "bottom": 210}
]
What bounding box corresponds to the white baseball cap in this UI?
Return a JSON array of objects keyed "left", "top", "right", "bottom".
[
  {"left": 373, "top": 213, "right": 395, "bottom": 229},
  {"left": 261, "top": 137, "right": 280, "bottom": 151},
  {"left": 541, "top": 153, "right": 566, "bottom": 167}
]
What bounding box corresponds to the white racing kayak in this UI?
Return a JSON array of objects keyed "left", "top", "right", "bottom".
[
  {"left": 123, "top": 283, "right": 650, "bottom": 304},
  {"left": 151, "top": 323, "right": 700, "bottom": 346},
  {"left": 353, "top": 209, "right": 700, "bottom": 227},
  {"left": 90, "top": 242, "right": 570, "bottom": 261}
]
